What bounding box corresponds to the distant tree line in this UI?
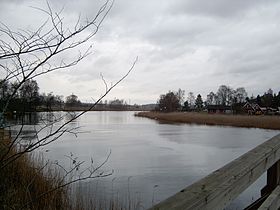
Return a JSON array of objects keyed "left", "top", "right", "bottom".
[
  {"left": 1, "top": 79, "right": 38, "bottom": 112},
  {"left": 0, "top": 79, "right": 85, "bottom": 112},
  {"left": 0, "top": 79, "right": 140, "bottom": 112},
  {"left": 156, "top": 85, "right": 280, "bottom": 113},
  {"left": 205, "top": 86, "right": 248, "bottom": 106},
  {"left": 250, "top": 88, "right": 280, "bottom": 108}
]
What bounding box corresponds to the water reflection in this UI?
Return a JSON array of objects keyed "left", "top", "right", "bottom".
[
  {"left": 12, "top": 111, "right": 280, "bottom": 209},
  {"left": 7, "top": 112, "right": 39, "bottom": 125}
]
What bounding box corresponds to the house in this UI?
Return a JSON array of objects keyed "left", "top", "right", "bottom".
[
  {"left": 266, "top": 107, "right": 278, "bottom": 115},
  {"left": 277, "top": 107, "right": 280, "bottom": 115},
  {"left": 207, "top": 105, "right": 232, "bottom": 114},
  {"left": 243, "top": 102, "right": 263, "bottom": 115}
]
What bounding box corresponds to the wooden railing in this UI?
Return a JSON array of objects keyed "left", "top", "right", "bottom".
[{"left": 149, "top": 133, "right": 280, "bottom": 210}]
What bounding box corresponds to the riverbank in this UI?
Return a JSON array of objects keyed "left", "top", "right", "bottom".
[
  {"left": 135, "top": 112, "right": 280, "bottom": 130},
  {"left": 0, "top": 130, "right": 72, "bottom": 210},
  {"left": 0, "top": 129, "right": 137, "bottom": 210}
]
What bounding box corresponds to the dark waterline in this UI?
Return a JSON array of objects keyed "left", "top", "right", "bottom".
[{"left": 13, "top": 111, "right": 280, "bottom": 209}]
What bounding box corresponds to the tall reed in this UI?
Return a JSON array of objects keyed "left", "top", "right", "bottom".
[
  {"left": 136, "top": 112, "right": 280, "bottom": 130},
  {"left": 0, "top": 129, "right": 140, "bottom": 210}
]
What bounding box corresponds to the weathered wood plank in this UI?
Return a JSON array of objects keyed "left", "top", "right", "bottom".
[
  {"left": 148, "top": 133, "right": 280, "bottom": 210},
  {"left": 258, "top": 185, "right": 280, "bottom": 210}
]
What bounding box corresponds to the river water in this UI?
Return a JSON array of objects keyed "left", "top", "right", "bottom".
[{"left": 12, "top": 111, "right": 280, "bottom": 209}]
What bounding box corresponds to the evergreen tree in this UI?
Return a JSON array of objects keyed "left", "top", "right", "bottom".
[
  {"left": 256, "top": 95, "right": 262, "bottom": 106},
  {"left": 195, "top": 94, "right": 203, "bottom": 111},
  {"left": 182, "top": 100, "right": 189, "bottom": 111}
]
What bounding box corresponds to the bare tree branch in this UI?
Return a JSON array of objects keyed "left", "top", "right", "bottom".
[{"left": 0, "top": 1, "right": 137, "bottom": 209}]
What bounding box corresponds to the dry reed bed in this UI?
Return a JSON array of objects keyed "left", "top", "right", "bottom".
[
  {"left": 0, "top": 129, "right": 138, "bottom": 210},
  {"left": 0, "top": 130, "right": 69, "bottom": 210},
  {"left": 136, "top": 112, "right": 280, "bottom": 130}
]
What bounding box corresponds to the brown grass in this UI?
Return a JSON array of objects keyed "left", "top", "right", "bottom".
[
  {"left": 0, "top": 132, "right": 69, "bottom": 210},
  {"left": 135, "top": 112, "right": 280, "bottom": 130},
  {"left": 0, "top": 129, "right": 139, "bottom": 210}
]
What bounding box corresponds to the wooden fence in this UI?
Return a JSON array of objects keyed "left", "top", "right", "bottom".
[{"left": 149, "top": 133, "right": 280, "bottom": 210}]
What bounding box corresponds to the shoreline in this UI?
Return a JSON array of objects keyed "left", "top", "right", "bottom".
[
  {"left": 0, "top": 129, "right": 129, "bottom": 210},
  {"left": 0, "top": 129, "right": 69, "bottom": 209},
  {"left": 135, "top": 112, "right": 280, "bottom": 130}
]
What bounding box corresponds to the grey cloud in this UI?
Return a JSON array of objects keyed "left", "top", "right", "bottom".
[
  {"left": 169, "top": 0, "right": 278, "bottom": 18},
  {"left": 0, "top": 0, "right": 27, "bottom": 3},
  {"left": 1, "top": 0, "right": 280, "bottom": 104}
]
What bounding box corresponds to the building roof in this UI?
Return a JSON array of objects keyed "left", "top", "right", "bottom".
[{"left": 207, "top": 105, "right": 231, "bottom": 110}]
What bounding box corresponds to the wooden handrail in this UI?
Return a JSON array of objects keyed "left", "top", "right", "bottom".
[{"left": 149, "top": 133, "right": 280, "bottom": 210}]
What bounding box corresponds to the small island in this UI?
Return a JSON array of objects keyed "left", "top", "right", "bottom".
[{"left": 136, "top": 87, "right": 280, "bottom": 130}]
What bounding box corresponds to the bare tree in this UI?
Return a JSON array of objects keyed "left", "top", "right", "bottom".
[
  {"left": 206, "top": 91, "right": 216, "bottom": 105},
  {"left": 176, "top": 88, "right": 185, "bottom": 106},
  {"left": 187, "top": 92, "right": 195, "bottom": 108},
  {"left": 216, "top": 85, "right": 234, "bottom": 106},
  {"left": 234, "top": 87, "right": 248, "bottom": 103},
  {"left": 0, "top": 1, "right": 137, "bottom": 208}
]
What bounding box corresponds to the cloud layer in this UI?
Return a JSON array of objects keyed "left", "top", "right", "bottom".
[{"left": 1, "top": 0, "right": 280, "bottom": 104}]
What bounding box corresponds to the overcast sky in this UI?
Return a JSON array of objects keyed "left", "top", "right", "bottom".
[{"left": 1, "top": 0, "right": 280, "bottom": 104}]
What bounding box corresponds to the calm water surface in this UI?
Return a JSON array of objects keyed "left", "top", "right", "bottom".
[{"left": 16, "top": 111, "right": 280, "bottom": 209}]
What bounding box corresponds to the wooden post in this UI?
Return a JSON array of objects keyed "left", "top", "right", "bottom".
[
  {"left": 259, "top": 185, "right": 280, "bottom": 210},
  {"left": 246, "top": 160, "right": 280, "bottom": 210},
  {"left": 261, "top": 160, "right": 280, "bottom": 196}
]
